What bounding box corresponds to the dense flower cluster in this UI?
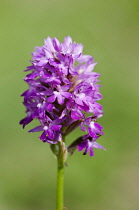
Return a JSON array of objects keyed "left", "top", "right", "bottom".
[{"left": 20, "top": 36, "right": 105, "bottom": 156}]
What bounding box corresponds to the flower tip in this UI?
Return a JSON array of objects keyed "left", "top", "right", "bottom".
[{"left": 19, "top": 120, "right": 25, "bottom": 129}]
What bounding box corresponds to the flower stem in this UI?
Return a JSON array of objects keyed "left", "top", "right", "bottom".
[{"left": 56, "top": 141, "right": 64, "bottom": 210}]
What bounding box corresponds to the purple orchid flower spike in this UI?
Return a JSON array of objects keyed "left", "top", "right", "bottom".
[
  {"left": 20, "top": 36, "right": 105, "bottom": 157},
  {"left": 20, "top": 36, "right": 106, "bottom": 210}
]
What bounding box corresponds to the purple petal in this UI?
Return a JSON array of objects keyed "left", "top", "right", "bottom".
[
  {"left": 47, "top": 95, "right": 56, "bottom": 103},
  {"left": 40, "top": 131, "right": 47, "bottom": 140},
  {"left": 53, "top": 37, "right": 62, "bottom": 51},
  {"left": 44, "top": 36, "right": 55, "bottom": 52},
  {"left": 77, "top": 55, "right": 93, "bottom": 63},
  {"left": 64, "top": 36, "right": 72, "bottom": 48},
  {"left": 29, "top": 125, "right": 43, "bottom": 132},
  {"left": 93, "top": 142, "right": 106, "bottom": 150},
  {"left": 73, "top": 44, "right": 83, "bottom": 55},
  {"left": 71, "top": 110, "right": 80, "bottom": 120},
  {"left": 20, "top": 116, "right": 33, "bottom": 128},
  {"left": 56, "top": 93, "right": 64, "bottom": 105},
  {"left": 80, "top": 123, "right": 86, "bottom": 132},
  {"left": 62, "top": 92, "right": 71, "bottom": 99},
  {"left": 25, "top": 72, "right": 38, "bottom": 79},
  {"left": 89, "top": 148, "right": 94, "bottom": 157},
  {"left": 47, "top": 130, "right": 54, "bottom": 140},
  {"left": 51, "top": 125, "right": 62, "bottom": 131},
  {"left": 24, "top": 65, "right": 34, "bottom": 72}
]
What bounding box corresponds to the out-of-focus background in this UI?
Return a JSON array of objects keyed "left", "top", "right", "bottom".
[{"left": 1, "top": 0, "right": 139, "bottom": 209}]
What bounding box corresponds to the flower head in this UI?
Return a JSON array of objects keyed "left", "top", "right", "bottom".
[{"left": 20, "top": 36, "right": 105, "bottom": 156}]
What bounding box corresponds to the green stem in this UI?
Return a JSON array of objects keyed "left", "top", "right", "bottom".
[{"left": 56, "top": 141, "right": 64, "bottom": 210}]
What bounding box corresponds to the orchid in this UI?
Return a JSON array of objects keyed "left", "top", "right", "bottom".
[{"left": 20, "top": 36, "right": 105, "bottom": 210}]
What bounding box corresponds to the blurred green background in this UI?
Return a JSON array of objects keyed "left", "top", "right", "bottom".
[{"left": 1, "top": 0, "right": 139, "bottom": 209}]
